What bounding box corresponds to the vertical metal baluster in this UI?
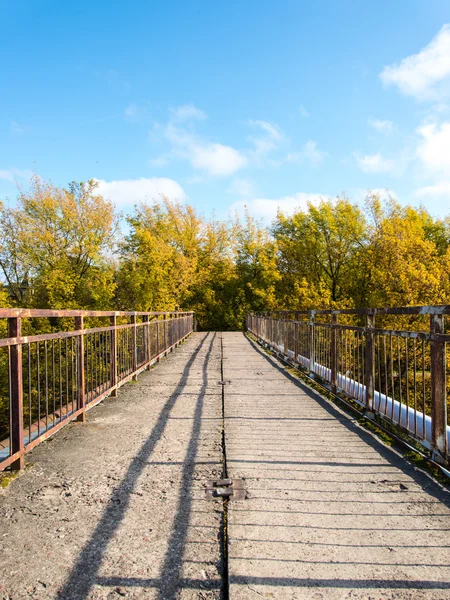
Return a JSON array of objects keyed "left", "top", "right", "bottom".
[
  {"left": 104, "top": 332, "right": 108, "bottom": 391},
  {"left": 65, "top": 338, "right": 69, "bottom": 416},
  {"left": 75, "top": 317, "right": 85, "bottom": 422},
  {"left": 110, "top": 318, "right": 117, "bottom": 396},
  {"left": 94, "top": 331, "right": 98, "bottom": 396},
  {"left": 430, "top": 314, "right": 447, "bottom": 459},
  {"left": 104, "top": 331, "right": 108, "bottom": 390},
  {"left": 28, "top": 345, "right": 32, "bottom": 442},
  {"left": 91, "top": 333, "right": 95, "bottom": 399},
  {"left": 360, "top": 330, "right": 364, "bottom": 401},
  {"left": 71, "top": 337, "right": 75, "bottom": 412},
  {"left": 413, "top": 338, "right": 417, "bottom": 437},
  {"left": 383, "top": 336, "right": 388, "bottom": 416},
  {"left": 405, "top": 337, "right": 409, "bottom": 431},
  {"left": 362, "top": 330, "right": 366, "bottom": 402},
  {"left": 118, "top": 329, "right": 122, "bottom": 380},
  {"left": 377, "top": 334, "right": 382, "bottom": 411},
  {"left": 7, "top": 346, "right": 12, "bottom": 456},
  {"left": 390, "top": 335, "right": 395, "bottom": 422},
  {"left": 99, "top": 332, "right": 103, "bottom": 393},
  {"left": 422, "top": 339, "right": 426, "bottom": 440},
  {"left": 52, "top": 341, "right": 56, "bottom": 424},
  {"left": 352, "top": 331, "right": 357, "bottom": 398},
  {"left": 397, "top": 336, "right": 402, "bottom": 424},
  {"left": 365, "top": 314, "right": 375, "bottom": 411},
  {"left": 45, "top": 340, "right": 49, "bottom": 431},
  {"left": 88, "top": 332, "right": 91, "bottom": 405},
  {"left": 345, "top": 330, "right": 348, "bottom": 393},
  {"left": 37, "top": 342, "right": 41, "bottom": 436},
  {"left": 8, "top": 317, "right": 24, "bottom": 469}
]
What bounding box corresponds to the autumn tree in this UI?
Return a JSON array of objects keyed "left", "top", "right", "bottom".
[
  {"left": 230, "top": 210, "right": 281, "bottom": 325},
  {"left": 273, "top": 197, "right": 367, "bottom": 309},
  {"left": 0, "top": 176, "right": 117, "bottom": 309},
  {"left": 363, "top": 194, "right": 450, "bottom": 308},
  {"left": 2, "top": 178, "right": 450, "bottom": 330},
  {"left": 188, "top": 217, "right": 239, "bottom": 330},
  {"left": 116, "top": 198, "right": 201, "bottom": 312}
]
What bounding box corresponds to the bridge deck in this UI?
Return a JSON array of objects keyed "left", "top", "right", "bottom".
[{"left": 0, "top": 332, "right": 449, "bottom": 599}]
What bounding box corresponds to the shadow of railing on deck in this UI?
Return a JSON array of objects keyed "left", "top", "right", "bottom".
[{"left": 58, "top": 332, "right": 217, "bottom": 600}]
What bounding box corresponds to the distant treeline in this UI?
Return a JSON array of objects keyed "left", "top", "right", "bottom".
[{"left": 1, "top": 175, "right": 449, "bottom": 330}]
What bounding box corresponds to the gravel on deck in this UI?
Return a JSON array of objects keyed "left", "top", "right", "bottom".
[
  {"left": 0, "top": 331, "right": 449, "bottom": 600},
  {"left": 0, "top": 332, "right": 224, "bottom": 600}
]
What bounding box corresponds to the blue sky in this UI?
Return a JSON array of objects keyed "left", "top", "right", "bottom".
[{"left": 2, "top": 0, "right": 450, "bottom": 221}]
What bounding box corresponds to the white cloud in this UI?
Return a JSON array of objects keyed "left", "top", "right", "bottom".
[
  {"left": 170, "top": 104, "right": 207, "bottom": 122},
  {"left": 230, "top": 192, "right": 330, "bottom": 221},
  {"left": 227, "top": 178, "right": 256, "bottom": 199},
  {"left": 409, "top": 119, "right": 450, "bottom": 200},
  {"left": 380, "top": 24, "right": 450, "bottom": 100},
  {"left": 355, "top": 152, "right": 396, "bottom": 174},
  {"left": 0, "top": 168, "right": 33, "bottom": 182},
  {"left": 247, "top": 119, "right": 284, "bottom": 160},
  {"left": 151, "top": 107, "right": 247, "bottom": 177},
  {"left": 189, "top": 141, "right": 248, "bottom": 176},
  {"left": 368, "top": 117, "right": 394, "bottom": 134},
  {"left": 415, "top": 181, "right": 450, "bottom": 198},
  {"left": 299, "top": 105, "right": 309, "bottom": 118},
  {"left": 287, "top": 141, "right": 326, "bottom": 167},
  {"left": 94, "top": 177, "right": 187, "bottom": 207},
  {"left": 248, "top": 120, "right": 283, "bottom": 141},
  {"left": 416, "top": 119, "right": 450, "bottom": 172}
]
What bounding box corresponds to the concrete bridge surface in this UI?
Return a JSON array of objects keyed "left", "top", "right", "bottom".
[{"left": 0, "top": 332, "right": 449, "bottom": 600}]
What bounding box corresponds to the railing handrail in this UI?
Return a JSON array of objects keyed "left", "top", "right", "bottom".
[
  {"left": 251, "top": 305, "right": 450, "bottom": 316},
  {"left": 246, "top": 308, "right": 449, "bottom": 466},
  {"left": 0, "top": 308, "right": 194, "bottom": 318},
  {"left": 0, "top": 310, "right": 196, "bottom": 472}
]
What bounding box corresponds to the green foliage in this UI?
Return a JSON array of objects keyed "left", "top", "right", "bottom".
[
  {"left": 273, "top": 197, "right": 367, "bottom": 308},
  {"left": 1, "top": 179, "right": 450, "bottom": 329},
  {"left": 0, "top": 176, "right": 117, "bottom": 310}
]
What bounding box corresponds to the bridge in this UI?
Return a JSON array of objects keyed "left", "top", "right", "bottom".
[{"left": 0, "top": 308, "right": 449, "bottom": 599}]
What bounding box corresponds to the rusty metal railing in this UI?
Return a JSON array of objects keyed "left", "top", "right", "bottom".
[
  {"left": 0, "top": 309, "right": 195, "bottom": 471},
  {"left": 247, "top": 307, "right": 449, "bottom": 465}
]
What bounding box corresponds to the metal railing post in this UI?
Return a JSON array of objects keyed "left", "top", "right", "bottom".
[
  {"left": 110, "top": 315, "right": 118, "bottom": 395},
  {"left": 430, "top": 314, "right": 447, "bottom": 461},
  {"left": 270, "top": 312, "right": 274, "bottom": 350},
  {"left": 331, "top": 313, "right": 338, "bottom": 393},
  {"left": 131, "top": 313, "right": 137, "bottom": 380},
  {"left": 309, "top": 310, "right": 316, "bottom": 377},
  {"left": 164, "top": 313, "right": 168, "bottom": 353},
  {"left": 75, "top": 316, "right": 86, "bottom": 422},
  {"left": 294, "top": 312, "right": 299, "bottom": 364},
  {"left": 142, "top": 314, "right": 150, "bottom": 369},
  {"left": 8, "top": 317, "right": 24, "bottom": 470},
  {"left": 365, "top": 313, "right": 375, "bottom": 412},
  {"left": 284, "top": 312, "right": 289, "bottom": 357},
  {"left": 156, "top": 316, "right": 160, "bottom": 362}
]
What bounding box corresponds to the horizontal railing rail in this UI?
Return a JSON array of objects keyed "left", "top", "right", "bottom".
[
  {"left": 246, "top": 307, "right": 449, "bottom": 465},
  {"left": 0, "top": 309, "right": 196, "bottom": 471}
]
